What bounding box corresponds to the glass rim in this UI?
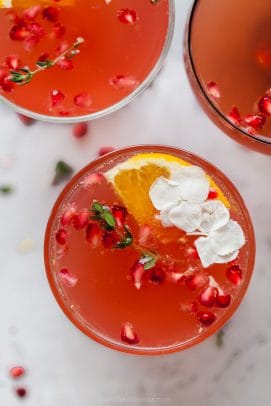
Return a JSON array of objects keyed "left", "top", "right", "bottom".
[
  {"left": 186, "top": 0, "right": 271, "bottom": 147},
  {"left": 44, "top": 144, "right": 256, "bottom": 355},
  {"left": 0, "top": 0, "right": 175, "bottom": 124}
]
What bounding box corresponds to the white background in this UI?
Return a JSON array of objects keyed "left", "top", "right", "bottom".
[{"left": 1, "top": 1, "right": 271, "bottom": 405}]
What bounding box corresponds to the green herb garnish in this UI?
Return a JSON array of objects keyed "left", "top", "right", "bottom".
[
  {"left": 116, "top": 226, "right": 133, "bottom": 249},
  {"left": 91, "top": 202, "right": 116, "bottom": 230},
  {"left": 141, "top": 252, "right": 157, "bottom": 270},
  {"left": 52, "top": 161, "right": 74, "bottom": 186},
  {"left": 216, "top": 329, "right": 225, "bottom": 348},
  {"left": 0, "top": 184, "right": 14, "bottom": 195}
]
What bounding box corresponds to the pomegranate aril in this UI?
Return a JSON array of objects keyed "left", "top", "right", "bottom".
[
  {"left": 149, "top": 267, "right": 166, "bottom": 285},
  {"left": 5, "top": 55, "right": 20, "bottom": 70},
  {"left": 229, "top": 106, "right": 241, "bottom": 125},
  {"left": 138, "top": 225, "right": 151, "bottom": 246},
  {"left": 0, "top": 76, "right": 14, "bottom": 93},
  {"left": 102, "top": 230, "right": 119, "bottom": 248},
  {"left": 197, "top": 311, "right": 216, "bottom": 327},
  {"left": 243, "top": 114, "right": 265, "bottom": 130},
  {"left": 23, "top": 5, "right": 41, "bottom": 20},
  {"left": 216, "top": 293, "right": 231, "bottom": 308},
  {"left": 17, "top": 113, "right": 35, "bottom": 126},
  {"left": 110, "top": 74, "right": 139, "bottom": 90},
  {"left": 57, "top": 58, "right": 74, "bottom": 70},
  {"left": 117, "top": 9, "right": 137, "bottom": 24},
  {"left": 207, "top": 81, "right": 221, "bottom": 99},
  {"left": 72, "top": 212, "right": 89, "bottom": 230},
  {"left": 51, "top": 89, "right": 65, "bottom": 107},
  {"left": 86, "top": 223, "right": 101, "bottom": 248},
  {"left": 226, "top": 265, "right": 242, "bottom": 286},
  {"left": 131, "top": 261, "right": 145, "bottom": 290},
  {"left": 60, "top": 205, "right": 76, "bottom": 226},
  {"left": 59, "top": 268, "right": 78, "bottom": 287},
  {"left": 82, "top": 172, "right": 103, "bottom": 187},
  {"left": 24, "top": 34, "right": 40, "bottom": 51},
  {"left": 121, "top": 322, "right": 139, "bottom": 345},
  {"left": 27, "top": 22, "right": 45, "bottom": 38},
  {"left": 112, "top": 205, "right": 127, "bottom": 227},
  {"left": 259, "top": 95, "right": 271, "bottom": 116},
  {"left": 9, "top": 23, "right": 29, "bottom": 41},
  {"left": 55, "top": 228, "right": 67, "bottom": 245},
  {"left": 55, "top": 40, "right": 69, "bottom": 55},
  {"left": 185, "top": 271, "right": 208, "bottom": 290},
  {"left": 9, "top": 366, "right": 25, "bottom": 379},
  {"left": 51, "top": 23, "right": 66, "bottom": 39},
  {"left": 208, "top": 189, "right": 218, "bottom": 200},
  {"left": 15, "top": 387, "right": 27, "bottom": 398},
  {"left": 98, "top": 146, "right": 115, "bottom": 156},
  {"left": 38, "top": 53, "right": 50, "bottom": 63},
  {"left": 73, "top": 122, "right": 88, "bottom": 138},
  {"left": 73, "top": 92, "right": 92, "bottom": 108},
  {"left": 42, "top": 6, "right": 59, "bottom": 22},
  {"left": 198, "top": 286, "right": 218, "bottom": 307},
  {"left": 186, "top": 246, "right": 200, "bottom": 260}
]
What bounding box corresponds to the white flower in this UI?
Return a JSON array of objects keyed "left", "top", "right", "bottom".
[
  {"left": 195, "top": 201, "right": 245, "bottom": 268},
  {"left": 149, "top": 166, "right": 209, "bottom": 232}
]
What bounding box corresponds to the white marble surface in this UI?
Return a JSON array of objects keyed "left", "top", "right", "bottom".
[{"left": 1, "top": 1, "right": 271, "bottom": 405}]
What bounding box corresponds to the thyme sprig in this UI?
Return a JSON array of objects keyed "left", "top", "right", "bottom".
[{"left": 9, "top": 37, "right": 84, "bottom": 86}]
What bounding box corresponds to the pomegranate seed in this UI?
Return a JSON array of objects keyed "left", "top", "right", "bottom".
[
  {"left": 27, "top": 22, "right": 45, "bottom": 38},
  {"left": 197, "top": 311, "right": 216, "bottom": 327},
  {"left": 208, "top": 189, "right": 218, "bottom": 200},
  {"left": 72, "top": 212, "right": 89, "bottom": 230},
  {"left": 149, "top": 266, "right": 166, "bottom": 285},
  {"left": 216, "top": 293, "right": 231, "bottom": 308},
  {"left": 138, "top": 225, "right": 151, "bottom": 246},
  {"left": 110, "top": 74, "right": 139, "bottom": 90},
  {"left": 207, "top": 81, "right": 221, "bottom": 99},
  {"left": 102, "top": 230, "right": 119, "bottom": 248},
  {"left": 51, "top": 89, "right": 65, "bottom": 107},
  {"left": 259, "top": 95, "right": 271, "bottom": 116},
  {"left": 55, "top": 228, "right": 67, "bottom": 245},
  {"left": 226, "top": 265, "right": 242, "bottom": 286},
  {"left": 55, "top": 40, "right": 69, "bottom": 55},
  {"left": 73, "top": 92, "right": 92, "bottom": 108},
  {"left": 17, "top": 114, "right": 35, "bottom": 126},
  {"left": 112, "top": 205, "right": 127, "bottom": 227},
  {"left": 59, "top": 268, "right": 78, "bottom": 287},
  {"left": 42, "top": 6, "right": 59, "bottom": 22},
  {"left": 15, "top": 387, "right": 27, "bottom": 398},
  {"left": 98, "top": 146, "right": 115, "bottom": 156},
  {"left": 51, "top": 23, "right": 66, "bottom": 39},
  {"left": 121, "top": 322, "right": 139, "bottom": 344},
  {"left": 185, "top": 246, "right": 200, "bottom": 260},
  {"left": 9, "top": 23, "right": 29, "bottom": 41},
  {"left": 198, "top": 286, "right": 218, "bottom": 307},
  {"left": 131, "top": 261, "right": 145, "bottom": 290},
  {"left": 73, "top": 122, "right": 88, "bottom": 138},
  {"left": 5, "top": 55, "right": 20, "bottom": 70},
  {"left": 23, "top": 5, "right": 41, "bottom": 20},
  {"left": 168, "top": 271, "right": 184, "bottom": 283},
  {"left": 0, "top": 75, "right": 14, "bottom": 93},
  {"left": 24, "top": 34, "right": 40, "bottom": 51},
  {"left": 60, "top": 204, "right": 76, "bottom": 226},
  {"left": 86, "top": 223, "right": 101, "bottom": 247},
  {"left": 228, "top": 106, "right": 241, "bottom": 125},
  {"left": 81, "top": 172, "right": 104, "bottom": 188},
  {"left": 9, "top": 366, "right": 25, "bottom": 378},
  {"left": 117, "top": 9, "right": 137, "bottom": 24},
  {"left": 57, "top": 58, "right": 74, "bottom": 70},
  {"left": 243, "top": 114, "right": 265, "bottom": 130},
  {"left": 185, "top": 271, "right": 208, "bottom": 290}
]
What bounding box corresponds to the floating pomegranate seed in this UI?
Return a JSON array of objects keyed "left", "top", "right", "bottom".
[
  {"left": 243, "top": 114, "right": 265, "bottom": 130},
  {"left": 15, "top": 387, "right": 27, "bottom": 398},
  {"left": 72, "top": 212, "right": 89, "bottom": 230},
  {"left": 55, "top": 228, "right": 67, "bottom": 245},
  {"left": 198, "top": 286, "right": 218, "bottom": 307},
  {"left": 208, "top": 189, "right": 218, "bottom": 200},
  {"left": 86, "top": 223, "right": 101, "bottom": 248},
  {"left": 207, "top": 81, "right": 221, "bottom": 99},
  {"left": 216, "top": 293, "right": 231, "bottom": 308},
  {"left": 23, "top": 5, "right": 41, "bottom": 20},
  {"left": 81, "top": 172, "right": 104, "bottom": 188},
  {"left": 110, "top": 74, "right": 139, "bottom": 90},
  {"left": 131, "top": 261, "right": 145, "bottom": 290},
  {"left": 228, "top": 106, "right": 241, "bottom": 125},
  {"left": 59, "top": 268, "right": 78, "bottom": 287},
  {"left": 9, "top": 366, "right": 25, "bottom": 379},
  {"left": 17, "top": 114, "right": 35, "bottom": 126},
  {"left": 185, "top": 246, "right": 200, "bottom": 260},
  {"left": 28, "top": 22, "right": 45, "bottom": 38},
  {"left": 138, "top": 225, "right": 151, "bottom": 246},
  {"left": 168, "top": 271, "right": 184, "bottom": 283},
  {"left": 24, "top": 34, "right": 40, "bottom": 51},
  {"left": 98, "top": 146, "right": 115, "bottom": 156},
  {"left": 259, "top": 95, "right": 271, "bottom": 116},
  {"left": 102, "top": 230, "right": 119, "bottom": 248},
  {"left": 56, "top": 244, "right": 68, "bottom": 260},
  {"left": 112, "top": 205, "right": 127, "bottom": 227},
  {"left": 5, "top": 55, "right": 20, "bottom": 70},
  {"left": 121, "top": 322, "right": 139, "bottom": 344},
  {"left": 73, "top": 122, "right": 89, "bottom": 138},
  {"left": 197, "top": 311, "right": 216, "bottom": 327},
  {"left": 51, "top": 89, "right": 65, "bottom": 107},
  {"left": 226, "top": 265, "right": 242, "bottom": 286},
  {"left": 55, "top": 40, "right": 69, "bottom": 55},
  {"left": 117, "top": 8, "right": 137, "bottom": 24},
  {"left": 42, "top": 6, "right": 59, "bottom": 22},
  {"left": 73, "top": 92, "right": 92, "bottom": 108},
  {"left": 38, "top": 52, "right": 50, "bottom": 63},
  {"left": 57, "top": 58, "right": 74, "bottom": 70},
  {"left": 9, "top": 23, "right": 29, "bottom": 41},
  {"left": 0, "top": 73, "right": 14, "bottom": 93},
  {"left": 149, "top": 266, "right": 166, "bottom": 285},
  {"left": 185, "top": 270, "right": 208, "bottom": 290},
  {"left": 60, "top": 204, "right": 76, "bottom": 226},
  {"left": 51, "top": 23, "right": 66, "bottom": 39}
]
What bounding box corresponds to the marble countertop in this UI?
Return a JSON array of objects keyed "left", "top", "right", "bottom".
[{"left": 1, "top": 1, "right": 271, "bottom": 405}]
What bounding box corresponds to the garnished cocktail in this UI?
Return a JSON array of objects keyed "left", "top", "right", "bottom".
[{"left": 44, "top": 145, "right": 255, "bottom": 354}]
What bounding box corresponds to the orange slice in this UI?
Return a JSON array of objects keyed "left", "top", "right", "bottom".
[{"left": 0, "top": 0, "right": 74, "bottom": 7}]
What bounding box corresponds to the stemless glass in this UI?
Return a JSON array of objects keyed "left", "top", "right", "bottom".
[
  {"left": 44, "top": 145, "right": 255, "bottom": 355},
  {"left": 0, "top": 0, "right": 174, "bottom": 123},
  {"left": 184, "top": 0, "right": 271, "bottom": 154}
]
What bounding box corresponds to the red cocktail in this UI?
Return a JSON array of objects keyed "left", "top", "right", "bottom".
[{"left": 44, "top": 145, "right": 255, "bottom": 355}]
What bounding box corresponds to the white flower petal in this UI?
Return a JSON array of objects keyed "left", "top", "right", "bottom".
[
  {"left": 149, "top": 177, "right": 183, "bottom": 210},
  {"left": 194, "top": 237, "right": 219, "bottom": 268},
  {"left": 200, "top": 200, "right": 230, "bottom": 233},
  {"left": 156, "top": 202, "right": 178, "bottom": 227},
  {"left": 210, "top": 220, "right": 246, "bottom": 256},
  {"left": 171, "top": 165, "right": 206, "bottom": 182},
  {"left": 216, "top": 250, "right": 239, "bottom": 264},
  {"left": 169, "top": 201, "right": 202, "bottom": 232},
  {"left": 181, "top": 176, "right": 210, "bottom": 203}
]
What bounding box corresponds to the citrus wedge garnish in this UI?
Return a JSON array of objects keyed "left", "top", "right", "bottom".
[
  {"left": 0, "top": 0, "right": 73, "bottom": 7},
  {"left": 105, "top": 153, "right": 230, "bottom": 224}
]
